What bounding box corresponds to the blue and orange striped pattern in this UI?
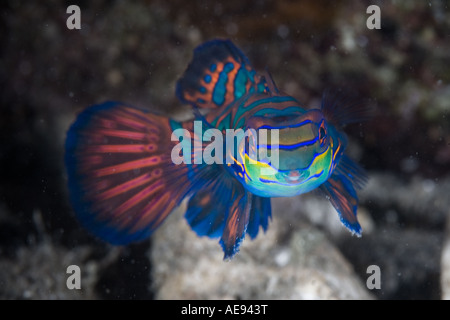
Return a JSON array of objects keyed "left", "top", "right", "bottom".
[
  {"left": 65, "top": 39, "right": 370, "bottom": 259},
  {"left": 176, "top": 39, "right": 267, "bottom": 110}
]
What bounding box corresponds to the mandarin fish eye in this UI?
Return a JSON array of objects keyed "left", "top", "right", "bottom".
[{"left": 319, "top": 121, "right": 327, "bottom": 147}]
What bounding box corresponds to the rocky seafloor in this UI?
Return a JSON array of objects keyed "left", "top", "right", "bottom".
[{"left": 1, "top": 1, "right": 449, "bottom": 299}]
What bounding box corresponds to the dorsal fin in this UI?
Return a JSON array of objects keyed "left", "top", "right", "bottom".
[
  {"left": 260, "top": 69, "right": 280, "bottom": 95},
  {"left": 176, "top": 39, "right": 266, "bottom": 109}
]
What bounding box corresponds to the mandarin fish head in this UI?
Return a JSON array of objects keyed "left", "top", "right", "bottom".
[{"left": 227, "top": 108, "right": 347, "bottom": 197}]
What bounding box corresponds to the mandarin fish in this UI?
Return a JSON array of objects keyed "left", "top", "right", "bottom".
[{"left": 65, "top": 39, "right": 371, "bottom": 259}]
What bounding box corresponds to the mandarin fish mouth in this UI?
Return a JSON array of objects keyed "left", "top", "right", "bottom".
[
  {"left": 259, "top": 170, "right": 324, "bottom": 186},
  {"left": 285, "top": 174, "right": 302, "bottom": 183},
  {"left": 284, "top": 170, "right": 304, "bottom": 183},
  {"left": 283, "top": 170, "right": 324, "bottom": 185}
]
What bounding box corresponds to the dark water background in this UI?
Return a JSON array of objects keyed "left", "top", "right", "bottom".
[{"left": 0, "top": 0, "right": 449, "bottom": 299}]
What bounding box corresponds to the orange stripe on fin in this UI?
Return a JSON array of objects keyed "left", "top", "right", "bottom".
[
  {"left": 86, "top": 144, "right": 156, "bottom": 154},
  {"left": 112, "top": 180, "right": 165, "bottom": 219},
  {"left": 92, "top": 156, "right": 161, "bottom": 177},
  {"left": 95, "top": 171, "right": 160, "bottom": 201}
]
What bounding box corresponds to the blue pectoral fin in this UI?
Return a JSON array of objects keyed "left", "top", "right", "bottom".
[
  {"left": 185, "top": 174, "right": 252, "bottom": 259},
  {"left": 186, "top": 178, "right": 270, "bottom": 259},
  {"left": 185, "top": 176, "right": 234, "bottom": 239},
  {"left": 320, "top": 172, "right": 362, "bottom": 236},
  {"left": 321, "top": 88, "right": 374, "bottom": 127},
  {"left": 246, "top": 196, "right": 272, "bottom": 240},
  {"left": 335, "top": 154, "right": 368, "bottom": 190},
  {"left": 219, "top": 188, "right": 252, "bottom": 260}
]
